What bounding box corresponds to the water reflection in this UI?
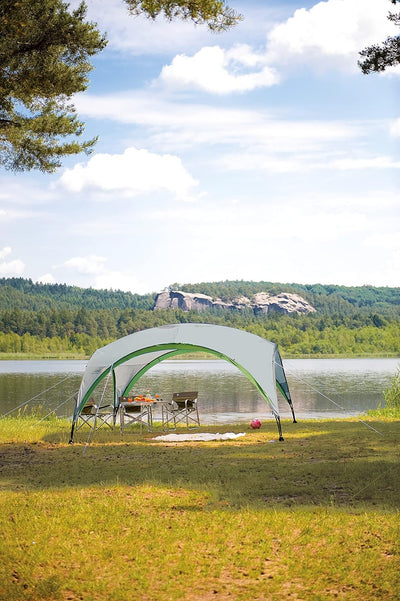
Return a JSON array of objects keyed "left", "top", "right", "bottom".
[{"left": 0, "top": 358, "right": 398, "bottom": 423}]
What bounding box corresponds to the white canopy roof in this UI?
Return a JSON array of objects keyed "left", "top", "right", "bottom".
[{"left": 71, "top": 323, "right": 295, "bottom": 441}]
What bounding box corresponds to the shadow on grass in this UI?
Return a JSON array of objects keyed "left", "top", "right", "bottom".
[{"left": 1, "top": 420, "right": 399, "bottom": 510}]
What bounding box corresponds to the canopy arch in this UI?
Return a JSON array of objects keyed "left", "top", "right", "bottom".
[{"left": 70, "top": 323, "right": 295, "bottom": 441}]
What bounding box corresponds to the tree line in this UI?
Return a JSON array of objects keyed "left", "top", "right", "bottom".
[
  {"left": 176, "top": 280, "right": 400, "bottom": 315},
  {"left": 0, "top": 306, "right": 399, "bottom": 357},
  {"left": 2, "top": 278, "right": 398, "bottom": 315}
]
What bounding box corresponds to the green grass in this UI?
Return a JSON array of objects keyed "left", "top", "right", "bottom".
[{"left": 0, "top": 416, "right": 399, "bottom": 600}]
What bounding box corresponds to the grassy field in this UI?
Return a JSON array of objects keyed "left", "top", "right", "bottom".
[{"left": 0, "top": 416, "right": 399, "bottom": 600}]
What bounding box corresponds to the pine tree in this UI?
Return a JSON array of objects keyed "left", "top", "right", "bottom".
[
  {"left": 0, "top": 0, "right": 107, "bottom": 172},
  {"left": 124, "top": 0, "right": 242, "bottom": 32},
  {"left": 0, "top": 0, "right": 240, "bottom": 173},
  {"left": 359, "top": 0, "right": 400, "bottom": 73}
]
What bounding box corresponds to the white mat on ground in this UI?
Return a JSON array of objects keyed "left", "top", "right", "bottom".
[{"left": 154, "top": 432, "right": 246, "bottom": 442}]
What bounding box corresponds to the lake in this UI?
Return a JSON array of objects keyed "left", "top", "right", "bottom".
[{"left": 0, "top": 358, "right": 398, "bottom": 424}]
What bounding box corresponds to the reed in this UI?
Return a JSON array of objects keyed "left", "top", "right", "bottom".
[
  {"left": 366, "top": 367, "right": 400, "bottom": 419},
  {"left": 0, "top": 416, "right": 399, "bottom": 600}
]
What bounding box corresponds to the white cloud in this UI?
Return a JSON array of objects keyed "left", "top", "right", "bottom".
[
  {"left": 366, "top": 231, "right": 400, "bottom": 253},
  {"left": 60, "top": 254, "right": 147, "bottom": 293},
  {"left": 0, "top": 247, "right": 25, "bottom": 276},
  {"left": 220, "top": 152, "right": 400, "bottom": 173},
  {"left": 155, "top": 0, "right": 398, "bottom": 92},
  {"left": 0, "top": 260, "right": 25, "bottom": 276},
  {"left": 142, "top": 196, "right": 370, "bottom": 245},
  {"left": 152, "top": 0, "right": 399, "bottom": 94},
  {"left": 37, "top": 273, "right": 56, "bottom": 285},
  {"left": 59, "top": 147, "right": 198, "bottom": 201},
  {"left": 0, "top": 246, "right": 11, "bottom": 260},
  {"left": 62, "top": 255, "right": 108, "bottom": 275},
  {"left": 0, "top": 207, "right": 42, "bottom": 222},
  {"left": 80, "top": 0, "right": 215, "bottom": 55},
  {"left": 75, "top": 92, "right": 360, "bottom": 154},
  {"left": 390, "top": 119, "right": 400, "bottom": 137},
  {"left": 266, "top": 0, "right": 398, "bottom": 72},
  {"left": 134, "top": 187, "right": 400, "bottom": 289},
  {"left": 377, "top": 64, "right": 400, "bottom": 79},
  {"left": 364, "top": 231, "right": 400, "bottom": 286},
  {"left": 160, "top": 45, "right": 280, "bottom": 94},
  {"left": 73, "top": 0, "right": 276, "bottom": 57},
  {"left": 92, "top": 271, "right": 146, "bottom": 294},
  {"left": 329, "top": 157, "right": 400, "bottom": 170}
]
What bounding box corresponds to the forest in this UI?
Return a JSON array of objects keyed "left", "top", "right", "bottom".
[{"left": 0, "top": 277, "right": 399, "bottom": 358}]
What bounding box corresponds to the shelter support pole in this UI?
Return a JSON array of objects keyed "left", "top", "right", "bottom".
[
  {"left": 69, "top": 421, "right": 76, "bottom": 444},
  {"left": 289, "top": 401, "right": 297, "bottom": 423},
  {"left": 275, "top": 414, "right": 284, "bottom": 442}
]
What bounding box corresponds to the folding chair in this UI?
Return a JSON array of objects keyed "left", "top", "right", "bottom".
[
  {"left": 76, "top": 399, "right": 114, "bottom": 432},
  {"left": 162, "top": 392, "right": 200, "bottom": 430},
  {"left": 119, "top": 397, "right": 153, "bottom": 434}
]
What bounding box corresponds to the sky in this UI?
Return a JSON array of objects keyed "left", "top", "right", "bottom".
[{"left": 1, "top": 0, "right": 399, "bottom": 294}]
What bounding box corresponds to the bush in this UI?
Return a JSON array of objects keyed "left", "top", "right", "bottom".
[{"left": 384, "top": 367, "right": 400, "bottom": 410}]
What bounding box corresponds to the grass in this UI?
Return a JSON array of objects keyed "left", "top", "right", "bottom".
[{"left": 0, "top": 415, "right": 399, "bottom": 600}]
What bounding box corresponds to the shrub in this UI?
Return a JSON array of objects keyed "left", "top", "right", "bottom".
[{"left": 384, "top": 367, "right": 400, "bottom": 410}]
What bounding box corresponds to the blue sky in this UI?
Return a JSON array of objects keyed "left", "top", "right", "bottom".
[{"left": 1, "top": 0, "right": 399, "bottom": 294}]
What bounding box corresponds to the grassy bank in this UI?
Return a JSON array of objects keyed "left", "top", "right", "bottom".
[{"left": 0, "top": 416, "right": 399, "bottom": 600}]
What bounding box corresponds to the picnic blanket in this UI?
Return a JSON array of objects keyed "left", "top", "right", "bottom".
[{"left": 154, "top": 432, "right": 246, "bottom": 442}]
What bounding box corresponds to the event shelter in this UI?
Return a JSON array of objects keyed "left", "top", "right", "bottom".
[{"left": 69, "top": 323, "right": 296, "bottom": 442}]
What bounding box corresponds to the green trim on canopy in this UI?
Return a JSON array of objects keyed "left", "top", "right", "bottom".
[{"left": 122, "top": 344, "right": 276, "bottom": 400}]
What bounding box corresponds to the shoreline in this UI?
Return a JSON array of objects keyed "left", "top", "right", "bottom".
[{"left": 0, "top": 352, "right": 399, "bottom": 361}]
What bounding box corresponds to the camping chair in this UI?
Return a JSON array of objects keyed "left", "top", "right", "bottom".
[
  {"left": 76, "top": 399, "right": 115, "bottom": 432},
  {"left": 162, "top": 392, "right": 200, "bottom": 431},
  {"left": 119, "top": 397, "right": 153, "bottom": 434}
]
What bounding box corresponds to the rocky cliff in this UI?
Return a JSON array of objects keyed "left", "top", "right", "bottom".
[{"left": 154, "top": 290, "right": 316, "bottom": 315}]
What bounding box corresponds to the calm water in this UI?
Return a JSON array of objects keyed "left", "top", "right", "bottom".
[{"left": 0, "top": 358, "right": 398, "bottom": 424}]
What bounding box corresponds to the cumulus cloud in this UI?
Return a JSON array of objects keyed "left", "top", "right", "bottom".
[
  {"left": 160, "top": 45, "right": 280, "bottom": 94},
  {"left": 266, "top": 0, "right": 398, "bottom": 72},
  {"left": 59, "top": 147, "right": 198, "bottom": 201},
  {"left": 0, "top": 246, "right": 25, "bottom": 276},
  {"left": 155, "top": 0, "right": 398, "bottom": 93}
]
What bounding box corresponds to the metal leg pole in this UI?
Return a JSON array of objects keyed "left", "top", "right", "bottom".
[
  {"left": 69, "top": 421, "right": 75, "bottom": 444},
  {"left": 289, "top": 401, "right": 297, "bottom": 423},
  {"left": 275, "top": 415, "right": 284, "bottom": 441}
]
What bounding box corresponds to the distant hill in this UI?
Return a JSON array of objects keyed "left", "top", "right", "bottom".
[
  {"left": 0, "top": 277, "right": 399, "bottom": 315},
  {"left": 1, "top": 278, "right": 399, "bottom": 357},
  {"left": 0, "top": 278, "right": 156, "bottom": 311},
  {"left": 174, "top": 280, "right": 400, "bottom": 316}
]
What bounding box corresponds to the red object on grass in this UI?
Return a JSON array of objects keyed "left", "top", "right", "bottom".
[{"left": 251, "top": 419, "right": 261, "bottom": 429}]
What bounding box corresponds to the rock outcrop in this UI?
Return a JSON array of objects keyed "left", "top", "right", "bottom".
[{"left": 154, "top": 290, "right": 316, "bottom": 315}]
